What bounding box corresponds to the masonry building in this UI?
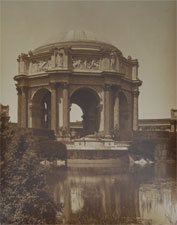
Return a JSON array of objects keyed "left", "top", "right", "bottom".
[{"left": 14, "top": 30, "right": 142, "bottom": 141}]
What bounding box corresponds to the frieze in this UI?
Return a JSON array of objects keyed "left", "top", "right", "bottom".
[
  {"left": 29, "top": 48, "right": 67, "bottom": 74},
  {"left": 72, "top": 57, "right": 100, "bottom": 70},
  {"left": 30, "top": 57, "right": 52, "bottom": 74}
]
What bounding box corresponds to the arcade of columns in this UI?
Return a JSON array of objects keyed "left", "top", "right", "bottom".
[{"left": 16, "top": 82, "right": 140, "bottom": 138}]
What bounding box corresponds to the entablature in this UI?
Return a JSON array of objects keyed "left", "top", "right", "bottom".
[{"left": 16, "top": 45, "right": 140, "bottom": 82}]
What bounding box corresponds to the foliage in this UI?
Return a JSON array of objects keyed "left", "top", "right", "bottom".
[
  {"left": 37, "top": 139, "right": 67, "bottom": 161},
  {"left": 0, "top": 125, "right": 57, "bottom": 224}
]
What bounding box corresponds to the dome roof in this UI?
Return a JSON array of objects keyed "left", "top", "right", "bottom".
[
  {"left": 34, "top": 30, "right": 117, "bottom": 54},
  {"left": 46, "top": 30, "right": 110, "bottom": 44}
]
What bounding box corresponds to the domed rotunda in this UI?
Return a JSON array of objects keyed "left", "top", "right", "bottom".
[{"left": 14, "top": 30, "right": 142, "bottom": 140}]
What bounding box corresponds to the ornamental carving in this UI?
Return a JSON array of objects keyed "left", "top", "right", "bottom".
[
  {"left": 30, "top": 57, "right": 53, "bottom": 74},
  {"left": 55, "top": 49, "right": 65, "bottom": 68},
  {"left": 110, "top": 52, "right": 116, "bottom": 70},
  {"left": 72, "top": 57, "right": 100, "bottom": 70},
  {"left": 17, "top": 53, "right": 29, "bottom": 74}
]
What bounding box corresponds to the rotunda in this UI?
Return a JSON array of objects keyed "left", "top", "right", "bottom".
[{"left": 14, "top": 30, "right": 142, "bottom": 140}]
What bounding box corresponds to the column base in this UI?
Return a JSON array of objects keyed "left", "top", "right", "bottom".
[{"left": 104, "top": 134, "right": 112, "bottom": 139}]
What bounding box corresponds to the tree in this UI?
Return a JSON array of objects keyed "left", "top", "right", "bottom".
[{"left": 0, "top": 125, "right": 57, "bottom": 224}]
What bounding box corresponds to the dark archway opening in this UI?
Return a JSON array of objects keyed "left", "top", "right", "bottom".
[
  {"left": 32, "top": 89, "right": 51, "bottom": 129},
  {"left": 70, "top": 88, "right": 100, "bottom": 137}
]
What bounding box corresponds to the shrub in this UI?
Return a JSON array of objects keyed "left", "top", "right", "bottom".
[{"left": 0, "top": 126, "right": 57, "bottom": 224}]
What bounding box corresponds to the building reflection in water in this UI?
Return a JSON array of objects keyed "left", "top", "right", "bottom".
[{"left": 47, "top": 163, "right": 177, "bottom": 225}]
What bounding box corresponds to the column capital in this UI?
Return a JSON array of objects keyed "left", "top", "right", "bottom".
[
  {"left": 21, "top": 86, "right": 28, "bottom": 93},
  {"left": 132, "top": 90, "right": 140, "bottom": 97},
  {"left": 114, "top": 88, "right": 121, "bottom": 97},
  {"left": 16, "top": 86, "right": 22, "bottom": 95},
  {"left": 50, "top": 82, "right": 58, "bottom": 90},
  {"left": 103, "top": 84, "right": 112, "bottom": 91},
  {"left": 62, "top": 82, "right": 69, "bottom": 89}
]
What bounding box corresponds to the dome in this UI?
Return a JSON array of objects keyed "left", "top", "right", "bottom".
[
  {"left": 34, "top": 30, "right": 117, "bottom": 54},
  {"left": 45, "top": 30, "right": 111, "bottom": 44}
]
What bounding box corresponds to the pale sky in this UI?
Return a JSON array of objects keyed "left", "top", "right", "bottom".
[{"left": 1, "top": 0, "right": 176, "bottom": 122}]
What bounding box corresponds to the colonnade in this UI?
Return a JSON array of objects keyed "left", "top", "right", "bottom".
[{"left": 16, "top": 83, "right": 139, "bottom": 139}]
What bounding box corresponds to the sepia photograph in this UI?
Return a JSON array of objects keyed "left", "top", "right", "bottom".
[{"left": 0, "top": 0, "right": 176, "bottom": 224}]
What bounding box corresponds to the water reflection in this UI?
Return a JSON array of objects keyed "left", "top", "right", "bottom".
[{"left": 47, "top": 163, "right": 177, "bottom": 225}]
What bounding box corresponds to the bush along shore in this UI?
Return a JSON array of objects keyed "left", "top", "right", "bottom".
[{"left": 0, "top": 125, "right": 67, "bottom": 224}]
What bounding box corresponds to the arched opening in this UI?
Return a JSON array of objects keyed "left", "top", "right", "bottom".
[
  {"left": 70, "top": 104, "right": 84, "bottom": 138},
  {"left": 70, "top": 88, "right": 100, "bottom": 137},
  {"left": 119, "top": 92, "right": 131, "bottom": 140},
  {"left": 31, "top": 88, "right": 51, "bottom": 129}
]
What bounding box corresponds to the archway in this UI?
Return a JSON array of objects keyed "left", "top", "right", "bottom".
[
  {"left": 31, "top": 88, "right": 51, "bottom": 129},
  {"left": 119, "top": 92, "right": 131, "bottom": 140},
  {"left": 70, "top": 88, "right": 100, "bottom": 136},
  {"left": 70, "top": 104, "right": 84, "bottom": 138}
]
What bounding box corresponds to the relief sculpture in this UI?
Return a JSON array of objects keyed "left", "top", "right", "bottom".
[
  {"left": 55, "top": 49, "right": 64, "bottom": 68},
  {"left": 72, "top": 57, "right": 100, "bottom": 70},
  {"left": 30, "top": 57, "right": 52, "bottom": 74},
  {"left": 31, "top": 61, "right": 46, "bottom": 73},
  {"left": 110, "top": 52, "right": 116, "bottom": 70}
]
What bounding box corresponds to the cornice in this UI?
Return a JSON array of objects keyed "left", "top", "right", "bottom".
[{"left": 33, "top": 40, "right": 119, "bottom": 55}]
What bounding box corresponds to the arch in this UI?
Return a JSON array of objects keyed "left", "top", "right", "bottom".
[
  {"left": 70, "top": 87, "right": 100, "bottom": 136},
  {"left": 70, "top": 104, "right": 84, "bottom": 138},
  {"left": 70, "top": 104, "right": 83, "bottom": 122},
  {"left": 31, "top": 87, "right": 50, "bottom": 101},
  {"left": 119, "top": 91, "right": 131, "bottom": 140},
  {"left": 70, "top": 86, "right": 101, "bottom": 101},
  {"left": 31, "top": 88, "right": 51, "bottom": 129}
]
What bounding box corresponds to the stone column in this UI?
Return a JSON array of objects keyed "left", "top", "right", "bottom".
[
  {"left": 99, "top": 89, "right": 104, "bottom": 133},
  {"left": 57, "top": 84, "right": 63, "bottom": 136},
  {"left": 28, "top": 102, "right": 33, "bottom": 128},
  {"left": 50, "top": 83, "right": 57, "bottom": 134},
  {"left": 62, "top": 83, "right": 70, "bottom": 136},
  {"left": 133, "top": 91, "right": 139, "bottom": 131},
  {"left": 114, "top": 92, "right": 119, "bottom": 130},
  {"left": 16, "top": 87, "right": 22, "bottom": 127},
  {"left": 104, "top": 84, "right": 112, "bottom": 137},
  {"left": 21, "top": 86, "right": 28, "bottom": 128}
]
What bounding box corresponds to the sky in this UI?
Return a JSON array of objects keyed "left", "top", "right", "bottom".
[{"left": 1, "top": 0, "right": 176, "bottom": 122}]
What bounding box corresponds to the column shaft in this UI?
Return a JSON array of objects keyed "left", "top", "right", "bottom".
[
  {"left": 21, "top": 86, "right": 28, "bottom": 128},
  {"left": 99, "top": 90, "right": 104, "bottom": 132},
  {"left": 17, "top": 87, "right": 22, "bottom": 127},
  {"left": 133, "top": 91, "right": 139, "bottom": 131},
  {"left": 104, "top": 85, "right": 111, "bottom": 136},
  {"left": 51, "top": 84, "right": 57, "bottom": 133},
  {"left": 63, "top": 84, "right": 70, "bottom": 136},
  {"left": 28, "top": 103, "right": 32, "bottom": 128},
  {"left": 114, "top": 94, "right": 119, "bottom": 130}
]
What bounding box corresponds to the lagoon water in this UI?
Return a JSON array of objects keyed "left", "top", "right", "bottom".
[{"left": 47, "top": 162, "right": 177, "bottom": 225}]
